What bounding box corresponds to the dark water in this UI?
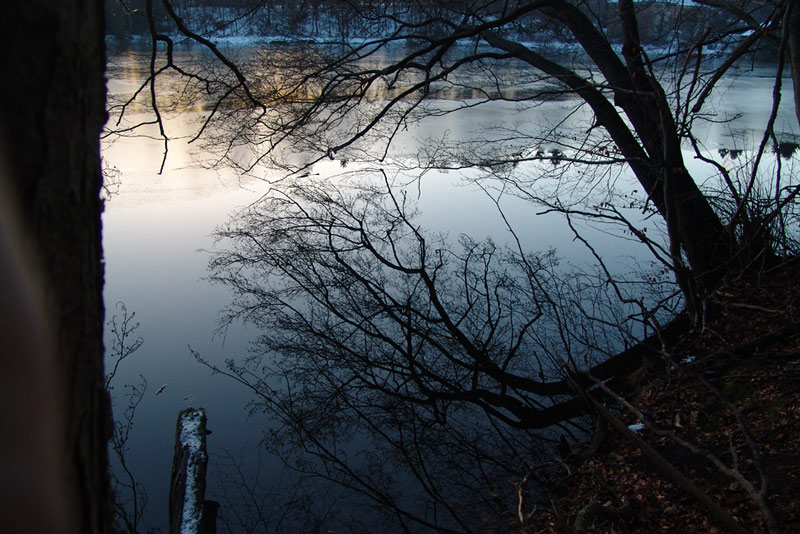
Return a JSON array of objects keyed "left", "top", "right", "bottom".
[{"left": 102, "top": 52, "right": 798, "bottom": 531}]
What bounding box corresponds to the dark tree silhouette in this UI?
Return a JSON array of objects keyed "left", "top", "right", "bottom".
[
  {"left": 111, "top": 0, "right": 800, "bottom": 322},
  {"left": 0, "top": 1, "right": 112, "bottom": 533}
]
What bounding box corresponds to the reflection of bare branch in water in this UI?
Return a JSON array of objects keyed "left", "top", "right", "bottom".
[
  {"left": 192, "top": 170, "right": 683, "bottom": 531},
  {"left": 106, "top": 0, "right": 800, "bottom": 328},
  {"left": 211, "top": 447, "right": 354, "bottom": 534},
  {"left": 105, "top": 302, "right": 147, "bottom": 534},
  {"left": 106, "top": 302, "right": 144, "bottom": 391},
  {"left": 101, "top": 156, "right": 123, "bottom": 199},
  {"left": 102, "top": 2, "right": 800, "bottom": 530}
]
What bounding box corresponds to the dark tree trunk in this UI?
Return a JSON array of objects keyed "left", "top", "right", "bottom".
[
  {"left": 0, "top": 2, "right": 112, "bottom": 533},
  {"left": 489, "top": 0, "right": 733, "bottom": 312},
  {"left": 615, "top": 0, "right": 731, "bottom": 290}
]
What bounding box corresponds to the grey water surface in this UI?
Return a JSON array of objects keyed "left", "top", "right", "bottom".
[{"left": 102, "top": 52, "right": 797, "bottom": 531}]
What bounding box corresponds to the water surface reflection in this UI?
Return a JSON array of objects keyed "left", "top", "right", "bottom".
[{"left": 103, "top": 50, "right": 797, "bottom": 531}]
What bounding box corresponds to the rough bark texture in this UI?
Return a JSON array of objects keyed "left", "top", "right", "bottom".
[{"left": 0, "top": 2, "right": 111, "bottom": 533}]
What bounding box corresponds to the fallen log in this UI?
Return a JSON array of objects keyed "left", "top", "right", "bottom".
[{"left": 168, "top": 407, "right": 217, "bottom": 534}]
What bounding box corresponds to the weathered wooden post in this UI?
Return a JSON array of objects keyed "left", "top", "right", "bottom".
[{"left": 168, "top": 407, "right": 218, "bottom": 534}]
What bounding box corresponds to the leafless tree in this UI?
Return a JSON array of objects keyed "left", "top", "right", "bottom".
[
  {"left": 104, "top": 0, "right": 800, "bottom": 531},
  {"left": 108, "top": 0, "right": 800, "bottom": 323}
]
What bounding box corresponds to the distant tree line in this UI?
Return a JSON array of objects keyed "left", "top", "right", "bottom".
[{"left": 106, "top": 0, "right": 748, "bottom": 51}]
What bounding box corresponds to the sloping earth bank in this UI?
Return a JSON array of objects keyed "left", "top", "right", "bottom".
[{"left": 531, "top": 260, "right": 800, "bottom": 533}]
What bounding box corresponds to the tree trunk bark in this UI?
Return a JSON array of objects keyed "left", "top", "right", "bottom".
[
  {"left": 491, "top": 0, "right": 733, "bottom": 298},
  {"left": 0, "top": 2, "right": 112, "bottom": 533},
  {"left": 615, "top": 0, "right": 731, "bottom": 291}
]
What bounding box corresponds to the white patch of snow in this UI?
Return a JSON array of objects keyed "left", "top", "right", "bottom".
[
  {"left": 179, "top": 408, "right": 207, "bottom": 534},
  {"left": 627, "top": 422, "right": 645, "bottom": 433}
]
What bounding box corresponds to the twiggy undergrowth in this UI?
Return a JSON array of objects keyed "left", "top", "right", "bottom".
[{"left": 532, "top": 260, "right": 800, "bottom": 533}]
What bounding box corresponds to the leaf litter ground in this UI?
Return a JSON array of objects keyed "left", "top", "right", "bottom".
[{"left": 532, "top": 259, "right": 800, "bottom": 533}]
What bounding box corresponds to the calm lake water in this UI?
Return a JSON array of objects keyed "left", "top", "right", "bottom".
[{"left": 102, "top": 50, "right": 798, "bottom": 531}]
